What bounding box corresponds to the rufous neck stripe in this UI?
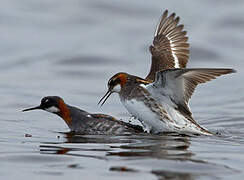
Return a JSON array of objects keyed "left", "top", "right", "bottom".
[
  {"left": 58, "top": 99, "right": 72, "bottom": 126},
  {"left": 118, "top": 73, "right": 127, "bottom": 87}
]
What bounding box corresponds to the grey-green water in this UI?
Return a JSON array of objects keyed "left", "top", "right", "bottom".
[{"left": 1, "top": 1, "right": 244, "bottom": 179}]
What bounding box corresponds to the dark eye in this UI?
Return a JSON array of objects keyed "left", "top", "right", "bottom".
[
  {"left": 44, "top": 99, "right": 49, "bottom": 103},
  {"left": 108, "top": 78, "right": 121, "bottom": 87},
  {"left": 108, "top": 79, "right": 114, "bottom": 86},
  {"left": 41, "top": 98, "right": 52, "bottom": 106},
  {"left": 108, "top": 78, "right": 115, "bottom": 87}
]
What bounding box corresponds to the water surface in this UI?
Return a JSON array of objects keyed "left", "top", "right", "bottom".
[{"left": 0, "top": 0, "right": 244, "bottom": 179}]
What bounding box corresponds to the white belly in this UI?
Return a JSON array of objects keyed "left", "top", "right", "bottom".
[
  {"left": 122, "top": 99, "right": 171, "bottom": 133},
  {"left": 122, "top": 98, "right": 211, "bottom": 135}
]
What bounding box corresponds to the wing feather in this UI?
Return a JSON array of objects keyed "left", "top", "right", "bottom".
[
  {"left": 147, "top": 68, "right": 235, "bottom": 121},
  {"left": 146, "top": 10, "right": 189, "bottom": 81}
]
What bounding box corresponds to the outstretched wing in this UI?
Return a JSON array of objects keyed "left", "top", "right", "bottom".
[
  {"left": 146, "top": 10, "right": 189, "bottom": 81},
  {"left": 147, "top": 68, "right": 235, "bottom": 119}
]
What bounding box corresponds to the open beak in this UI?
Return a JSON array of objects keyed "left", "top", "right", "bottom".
[
  {"left": 22, "top": 105, "right": 42, "bottom": 112},
  {"left": 98, "top": 90, "right": 112, "bottom": 107}
]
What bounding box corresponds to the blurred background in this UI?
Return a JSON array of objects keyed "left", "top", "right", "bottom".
[{"left": 0, "top": 0, "right": 244, "bottom": 179}]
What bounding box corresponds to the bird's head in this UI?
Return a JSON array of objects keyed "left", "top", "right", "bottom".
[
  {"left": 23, "top": 96, "right": 62, "bottom": 114},
  {"left": 98, "top": 72, "right": 151, "bottom": 106},
  {"left": 98, "top": 72, "right": 128, "bottom": 106},
  {"left": 22, "top": 96, "right": 73, "bottom": 126}
]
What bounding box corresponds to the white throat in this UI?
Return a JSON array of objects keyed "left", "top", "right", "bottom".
[
  {"left": 112, "top": 84, "right": 121, "bottom": 93},
  {"left": 45, "top": 106, "right": 60, "bottom": 113}
]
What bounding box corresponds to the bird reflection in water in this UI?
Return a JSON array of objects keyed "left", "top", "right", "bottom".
[
  {"left": 40, "top": 132, "right": 193, "bottom": 161},
  {"left": 39, "top": 133, "right": 235, "bottom": 179}
]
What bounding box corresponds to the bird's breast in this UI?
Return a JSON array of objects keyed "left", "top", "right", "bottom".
[{"left": 121, "top": 97, "right": 171, "bottom": 133}]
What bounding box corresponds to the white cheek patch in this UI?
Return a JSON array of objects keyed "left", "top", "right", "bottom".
[
  {"left": 45, "top": 106, "right": 60, "bottom": 113},
  {"left": 113, "top": 84, "right": 121, "bottom": 93}
]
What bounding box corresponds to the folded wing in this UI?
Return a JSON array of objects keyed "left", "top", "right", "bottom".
[{"left": 146, "top": 10, "right": 189, "bottom": 81}]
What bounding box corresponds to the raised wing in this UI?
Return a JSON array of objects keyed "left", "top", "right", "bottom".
[
  {"left": 146, "top": 10, "right": 189, "bottom": 81},
  {"left": 147, "top": 68, "right": 235, "bottom": 119}
]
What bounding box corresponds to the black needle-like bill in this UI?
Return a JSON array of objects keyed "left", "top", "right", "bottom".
[
  {"left": 98, "top": 90, "right": 112, "bottom": 107},
  {"left": 22, "top": 106, "right": 41, "bottom": 112}
]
